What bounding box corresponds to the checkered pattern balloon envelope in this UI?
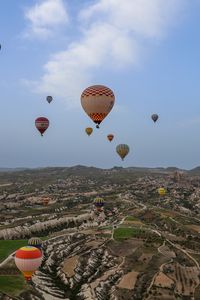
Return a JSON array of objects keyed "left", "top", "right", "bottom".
[{"left": 81, "top": 85, "right": 115, "bottom": 128}]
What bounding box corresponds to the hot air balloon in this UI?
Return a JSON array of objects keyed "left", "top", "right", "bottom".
[
  {"left": 35, "top": 117, "right": 49, "bottom": 136},
  {"left": 116, "top": 144, "right": 130, "bottom": 160},
  {"left": 42, "top": 196, "right": 50, "bottom": 206},
  {"left": 94, "top": 197, "right": 104, "bottom": 212},
  {"left": 85, "top": 127, "right": 93, "bottom": 136},
  {"left": 28, "top": 237, "right": 43, "bottom": 250},
  {"left": 158, "top": 188, "right": 166, "bottom": 196},
  {"left": 81, "top": 85, "right": 115, "bottom": 128},
  {"left": 14, "top": 246, "right": 43, "bottom": 281},
  {"left": 46, "top": 96, "right": 53, "bottom": 104},
  {"left": 151, "top": 114, "right": 159, "bottom": 123},
  {"left": 107, "top": 134, "right": 114, "bottom": 142}
]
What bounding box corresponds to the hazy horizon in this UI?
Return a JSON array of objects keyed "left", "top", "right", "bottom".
[{"left": 0, "top": 163, "right": 198, "bottom": 171}]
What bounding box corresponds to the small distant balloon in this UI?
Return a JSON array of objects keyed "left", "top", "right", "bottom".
[
  {"left": 28, "top": 237, "right": 43, "bottom": 251},
  {"left": 42, "top": 196, "right": 50, "bottom": 206},
  {"left": 85, "top": 127, "right": 93, "bottom": 136},
  {"left": 35, "top": 117, "right": 49, "bottom": 136},
  {"left": 158, "top": 188, "right": 166, "bottom": 196},
  {"left": 46, "top": 96, "right": 53, "bottom": 104},
  {"left": 94, "top": 197, "right": 104, "bottom": 212},
  {"left": 107, "top": 134, "right": 114, "bottom": 142},
  {"left": 116, "top": 144, "right": 130, "bottom": 160},
  {"left": 151, "top": 114, "right": 159, "bottom": 123},
  {"left": 81, "top": 85, "right": 115, "bottom": 129}
]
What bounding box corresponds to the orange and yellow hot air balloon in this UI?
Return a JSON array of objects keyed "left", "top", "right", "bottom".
[
  {"left": 81, "top": 85, "right": 115, "bottom": 128},
  {"left": 107, "top": 134, "right": 114, "bottom": 142},
  {"left": 85, "top": 127, "right": 93, "bottom": 136},
  {"left": 14, "top": 246, "right": 43, "bottom": 281}
]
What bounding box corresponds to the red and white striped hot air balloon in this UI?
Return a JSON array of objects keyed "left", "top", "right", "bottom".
[
  {"left": 35, "top": 117, "right": 49, "bottom": 136},
  {"left": 14, "top": 246, "right": 43, "bottom": 281},
  {"left": 81, "top": 85, "right": 115, "bottom": 128}
]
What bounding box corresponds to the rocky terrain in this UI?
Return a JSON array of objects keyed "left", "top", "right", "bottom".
[{"left": 1, "top": 166, "right": 200, "bottom": 299}]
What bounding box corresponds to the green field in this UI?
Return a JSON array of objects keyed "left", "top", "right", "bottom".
[
  {"left": 100, "top": 226, "right": 112, "bottom": 230},
  {"left": 0, "top": 240, "right": 28, "bottom": 262},
  {"left": 0, "top": 238, "right": 48, "bottom": 262},
  {"left": 125, "top": 216, "right": 138, "bottom": 221},
  {"left": 114, "top": 227, "right": 147, "bottom": 240},
  {"left": 0, "top": 275, "right": 27, "bottom": 296}
]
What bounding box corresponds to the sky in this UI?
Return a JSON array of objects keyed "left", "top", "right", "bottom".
[{"left": 0, "top": 0, "right": 200, "bottom": 169}]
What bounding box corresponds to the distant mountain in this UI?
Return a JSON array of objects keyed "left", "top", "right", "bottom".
[
  {"left": 165, "top": 167, "right": 180, "bottom": 172},
  {"left": 0, "top": 168, "right": 28, "bottom": 172},
  {"left": 125, "top": 166, "right": 186, "bottom": 174},
  {"left": 69, "top": 165, "right": 99, "bottom": 171},
  {"left": 188, "top": 166, "right": 200, "bottom": 174},
  {"left": 111, "top": 166, "right": 124, "bottom": 171},
  {"left": 0, "top": 165, "right": 192, "bottom": 175}
]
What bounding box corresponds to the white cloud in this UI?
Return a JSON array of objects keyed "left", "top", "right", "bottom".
[
  {"left": 80, "top": 0, "right": 180, "bottom": 38},
  {"left": 29, "top": 0, "right": 186, "bottom": 107},
  {"left": 24, "top": 0, "right": 69, "bottom": 39}
]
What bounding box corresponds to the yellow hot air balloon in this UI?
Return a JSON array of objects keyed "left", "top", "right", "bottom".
[
  {"left": 81, "top": 85, "right": 115, "bottom": 128},
  {"left": 158, "top": 188, "right": 166, "bottom": 196},
  {"left": 85, "top": 127, "right": 93, "bottom": 136},
  {"left": 107, "top": 134, "right": 114, "bottom": 142},
  {"left": 116, "top": 144, "right": 130, "bottom": 160}
]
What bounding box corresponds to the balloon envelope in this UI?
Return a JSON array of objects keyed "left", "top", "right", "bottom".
[
  {"left": 107, "top": 134, "right": 114, "bottom": 142},
  {"left": 35, "top": 117, "right": 49, "bottom": 136},
  {"left": 28, "top": 238, "right": 43, "bottom": 250},
  {"left": 42, "top": 196, "right": 50, "bottom": 206},
  {"left": 151, "top": 114, "right": 159, "bottom": 123},
  {"left": 85, "top": 127, "right": 93, "bottom": 136},
  {"left": 81, "top": 85, "right": 115, "bottom": 128},
  {"left": 46, "top": 96, "right": 53, "bottom": 103},
  {"left": 116, "top": 144, "right": 130, "bottom": 160},
  {"left": 158, "top": 188, "right": 166, "bottom": 196},
  {"left": 15, "top": 246, "right": 42, "bottom": 281},
  {"left": 94, "top": 197, "right": 104, "bottom": 208}
]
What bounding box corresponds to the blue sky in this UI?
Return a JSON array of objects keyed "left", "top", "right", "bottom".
[{"left": 0, "top": 0, "right": 200, "bottom": 169}]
